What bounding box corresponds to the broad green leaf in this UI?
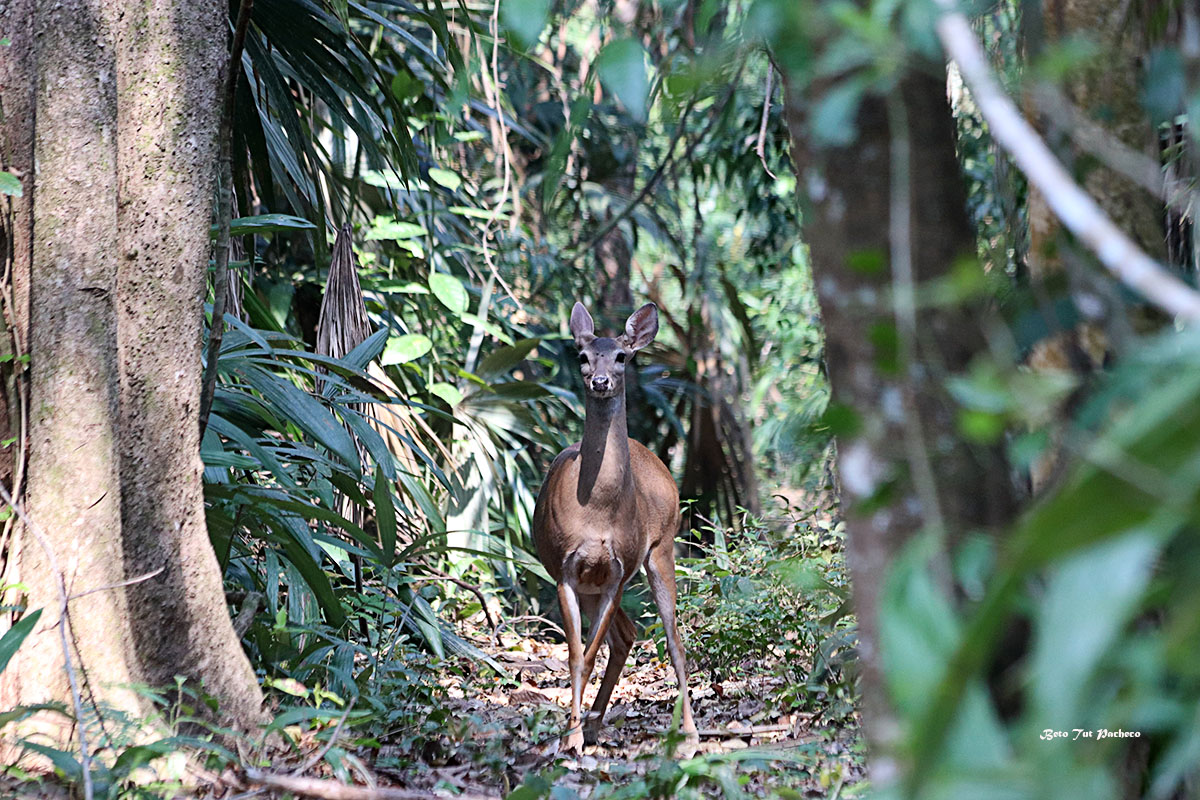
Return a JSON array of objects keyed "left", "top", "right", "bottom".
[
  {"left": 0, "top": 702, "right": 67, "bottom": 728},
  {"left": 19, "top": 741, "right": 81, "bottom": 780},
  {"left": 597, "top": 39, "right": 649, "bottom": 122},
  {"left": 0, "top": 608, "right": 41, "bottom": 675},
  {"left": 476, "top": 338, "right": 540, "bottom": 378},
  {"left": 373, "top": 465, "right": 397, "bottom": 566},
  {"left": 361, "top": 169, "right": 407, "bottom": 190},
  {"left": 429, "top": 382, "right": 462, "bottom": 407},
  {"left": 459, "top": 314, "right": 514, "bottom": 344},
  {"left": 215, "top": 213, "right": 315, "bottom": 237},
  {"left": 340, "top": 328, "right": 389, "bottom": 371},
  {"left": 427, "top": 167, "right": 462, "bottom": 191},
  {"left": 810, "top": 79, "right": 866, "bottom": 147},
  {"left": 0, "top": 171, "right": 22, "bottom": 198},
  {"left": 381, "top": 334, "right": 433, "bottom": 364},
  {"left": 429, "top": 272, "right": 468, "bottom": 314},
  {"left": 500, "top": 0, "right": 550, "bottom": 48},
  {"left": 366, "top": 216, "right": 427, "bottom": 241},
  {"left": 1032, "top": 532, "right": 1158, "bottom": 725}
]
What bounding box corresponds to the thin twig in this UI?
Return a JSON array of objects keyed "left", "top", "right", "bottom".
[
  {"left": 1028, "top": 83, "right": 1183, "bottom": 213},
  {"left": 65, "top": 568, "right": 164, "bottom": 602},
  {"left": 292, "top": 704, "right": 355, "bottom": 777},
  {"left": 0, "top": 482, "right": 93, "bottom": 800},
  {"left": 199, "top": 0, "right": 256, "bottom": 437},
  {"left": 492, "top": 614, "right": 565, "bottom": 641},
  {"left": 564, "top": 89, "right": 707, "bottom": 264},
  {"left": 755, "top": 63, "right": 777, "bottom": 179},
  {"left": 414, "top": 570, "right": 498, "bottom": 634},
  {"left": 469, "top": 0, "right": 520, "bottom": 308},
  {"left": 934, "top": 1, "right": 1200, "bottom": 321}
]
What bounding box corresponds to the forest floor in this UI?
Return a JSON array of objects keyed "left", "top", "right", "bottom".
[
  {"left": 372, "top": 617, "right": 866, "bottom": 799},
  {"left": 3, "top": 502, "right": 863, "bottom": 799}
]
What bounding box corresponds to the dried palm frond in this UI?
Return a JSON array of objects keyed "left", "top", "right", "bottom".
[
  {"left": 317, "top": 224, "right": 375, "bottom": 623},
  {"left": 317, "top": 223, "right": 372, "bottom": 364},
  {"left": 316, "top": 225, "right": 436, "bottom": 565}
]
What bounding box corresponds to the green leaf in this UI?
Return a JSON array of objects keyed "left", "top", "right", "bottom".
[
  {"left": 381, "top": 334, "right": 433, "bottom": 365},
  {"left": 366, "top": 215, "right": 427, "bottom": 241},
  {"left": 429, "top": 382, "right": 462, "bottom": 407},
  {"left": 19, "top": 741, "right": 81, "bottom": 780},
  {"left": 597, "top": 39, "right": 649, "bottom": 123},
  {"left": 0, "top": 171, "right": 22, "bottom": 198},
  {"left": 500, "top": 0, "right": 550, "bottom": 49},
  {"left": 810, "top": 79, "right": 865, "bottom": 147},
  {"left": 0, "top": 702, "right": 67, "bottom": 728},
  {"left": 0, "top": 608, "right": 42, "bottom": 675},
  {"left": 427, "top": 167, "right": 462, "bottom": 191},
  {"left": 1031, "top": 532, "right": 1158, "bottom": 725},
  {"left": 218, "top": 213, "right": 315, "bottom": 237},
  {"left": 476, "top": 338, "right": 540, "bottom": 378},
  {"left": 429, "top": 272, "right": 468, "bottom": 315},
  {"left": 238, "top": 366, "right": 361, "bottom": 474},
  {"left": 448, "top": 206, "right": 494, "bottom": 220},
  {"left": 374, "top": 465, "right": 397, "bottom": 566}
]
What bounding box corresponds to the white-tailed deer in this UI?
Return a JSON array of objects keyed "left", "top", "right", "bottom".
[{"left": 532, "top": 301, "right": 698, "bottom": 751}]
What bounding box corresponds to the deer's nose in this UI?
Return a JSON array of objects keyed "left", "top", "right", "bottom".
[{"left": 590, "top": 375, "right": 611, "bottom": 392}]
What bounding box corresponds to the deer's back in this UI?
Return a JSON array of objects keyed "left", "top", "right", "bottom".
[{"left": 532, "top": 439, "right": 680, "bottom": 586}]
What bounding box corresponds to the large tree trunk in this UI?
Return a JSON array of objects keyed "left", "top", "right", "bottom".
[
  {"left": 783, "top": 69, "right": 1017, "bottom": 781},
  {"left": 1027, "top": 0, "right": 1165, "bottom": 279},
  {"left": 0, "top": 0, "right": 262, "bottom": 748},
  {"left": 1024, "top": 0, "right": 1166, "bottom": 491}
]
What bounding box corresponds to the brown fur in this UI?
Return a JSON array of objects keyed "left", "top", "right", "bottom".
[{"left": 531, "top": 302, "right": 697, "bottom": 751}]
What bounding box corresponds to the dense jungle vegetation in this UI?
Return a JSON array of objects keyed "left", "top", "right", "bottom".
[{"left": 3, "top": 0, "right": 1200, "bottom": 798}]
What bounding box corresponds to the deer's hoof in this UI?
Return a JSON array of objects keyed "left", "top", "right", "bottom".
[
  {"left": 583, "top": 725, "right": 599, "bottom": 746},
  {"left": 565, "top": 728, "right": 585, "bottom": 753}
]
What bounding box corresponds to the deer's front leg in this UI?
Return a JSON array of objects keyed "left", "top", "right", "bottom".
[{"left": 557, "top": 581, "right": 586, "bottom": 752}]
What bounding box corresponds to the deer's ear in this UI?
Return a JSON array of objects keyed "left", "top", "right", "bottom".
[
  {"left": 570, "top": 302, "right": 595, "bottom": 345},
  {"left": 621, "top": 303, "right": 659, "bottom": 351}
]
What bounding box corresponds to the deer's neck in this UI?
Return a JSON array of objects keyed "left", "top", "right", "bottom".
[{"left": 577, "top": 393, "right": 632, "bottom": 508}]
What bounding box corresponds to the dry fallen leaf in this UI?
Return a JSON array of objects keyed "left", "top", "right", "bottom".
[{"left": 509, "top": 687, "right": 553, "bottom": 705}]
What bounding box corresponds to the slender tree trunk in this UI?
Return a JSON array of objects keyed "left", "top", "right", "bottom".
[
  {"left": 783, "top": 69, "right": 1017, "bottom": 782},
  {"left": 0, "top": 0, "right": 262, "bottom": 747}
]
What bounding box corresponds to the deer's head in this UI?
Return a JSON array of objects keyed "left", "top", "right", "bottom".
[{"left": 570, "top": 302, "right": 659, "bottom": 399}]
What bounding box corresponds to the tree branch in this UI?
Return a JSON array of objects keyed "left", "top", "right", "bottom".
[{"left": 935, "top": 2, "right": 1200, "bottom": 321}]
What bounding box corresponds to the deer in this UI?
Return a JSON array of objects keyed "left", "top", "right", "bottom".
[{"left": 531, "top": 300, "right": 698, "bottom": 752}]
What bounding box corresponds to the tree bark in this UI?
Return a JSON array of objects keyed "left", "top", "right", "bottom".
[
  {"left": 111, "top": 0, "right": 262, "bottom": 725},
  {"left": 1027, "top": 0, "right": 1165, "bottom": 280},
  {"left": 1022, "top": 0, "right": 1166, "bottom": 491},
  {"left": 2, "top": 0, "right": 130, "bottom": 744},
  {"left": 0, "top": 0, "right": 262, "bottom": 748},
  {"left": 783, "top": 69, "right": 1017, "bottom": 782}
]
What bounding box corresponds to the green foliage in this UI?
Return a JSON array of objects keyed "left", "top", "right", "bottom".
[
  {"left": 878, "top": 327, "right": 1200, "bottom": 799},
  {"left": 676, "top": 513, "right": 856, "bottom": 721},
  {"left": 0, "top": 607, "right": 40, "bottom": 675}
]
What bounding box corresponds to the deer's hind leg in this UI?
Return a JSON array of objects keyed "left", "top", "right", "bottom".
[
  {"left": 580, "top": 600, "right": 637, "bottom": 745},
  {"left": 644, "top": 540, "right": 698, "bottom": 742}
]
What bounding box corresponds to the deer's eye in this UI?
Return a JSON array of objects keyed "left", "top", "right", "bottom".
[
  {"left": 615, "top": 352, "right": 626, "bottom": 363},
  {"left": 578, "top": 352, "right": 589, "bottom": 364}
]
